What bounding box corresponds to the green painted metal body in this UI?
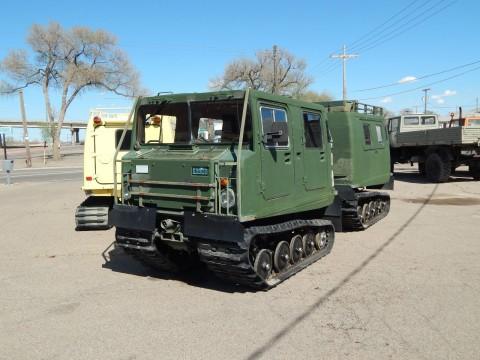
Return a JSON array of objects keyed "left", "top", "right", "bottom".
[
  {"left": 120, "top": 90, "right": 335, "bottom": 222},
  {"left": 319, "top": 100, "right": 391, "bottom": 188}
]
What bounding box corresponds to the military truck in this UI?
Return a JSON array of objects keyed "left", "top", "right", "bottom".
[
  {"left": 109, "top": 90, "right": 391, "bottom": 289},
  {"left": 388, "top": 114, "right": 480, "bottom": 182},
  {"left": 320, "top": 101, "right": 392, "bottom": 230},
  {"left": 75, "top": 108, "right": 175, "bottom": 230}
]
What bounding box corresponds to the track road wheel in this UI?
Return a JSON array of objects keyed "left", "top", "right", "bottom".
[
  {"left": 425, "top": 152, "right": 451, "bottom": 182},
  {"left": 302, "top": 232, "right": 315, "bottom": 257},
  {"left": 289, "top": 235, "right": 303, "bottom": 264},
  {"left": 369, "top": 200, "right": 375, "bottom": 218},
  {"left": 254, "top": 249, "right": 272, "bottom": 280},
  {"left": 273, "top": 241, "right": 290, "bottom": 273},
  {"left": 362, "top": 203, "right": 369, "bottom": 224},
  {"left": 357, "top": 205, "right": 363, "bottom": 223},
  {"left": 469, "top": 162, "right": 480, "bottom": 180},
  {"left": 314, "top": 231, "right": 327, "bottom": 250}
]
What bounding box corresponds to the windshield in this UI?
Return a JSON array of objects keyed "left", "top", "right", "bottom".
[
  {"left": 136, "top": 99, "right": 252, "bottom": 145},
  {"left": 467, "top": 119, "right": 480, "bottom": 127}
]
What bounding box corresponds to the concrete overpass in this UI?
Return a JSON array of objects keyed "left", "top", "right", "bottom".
[{"left": 0, "top": 120, "right": 87, "bottom": 143}]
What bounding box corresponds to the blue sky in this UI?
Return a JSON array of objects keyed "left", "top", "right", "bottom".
[{"left": 0, "top": 0, "right": 479, "bottom": 138}]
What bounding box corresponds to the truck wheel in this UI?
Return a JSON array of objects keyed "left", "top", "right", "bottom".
[
  {"left": 469, "top": 162, "right": 480, "bottom": 180},
  {"left": 425, "top": 153, "right": 451, "bottom": 183},
  {"left": 418, "top": 162, "right": 426, "bottom": 176}
]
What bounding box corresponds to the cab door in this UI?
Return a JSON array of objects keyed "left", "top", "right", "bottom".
[
  {"left": 302, "top": 110, "right": 329, "bottom": 190},
  {"left": 259, "top": 104, "right": 295, "bottom": 200}
]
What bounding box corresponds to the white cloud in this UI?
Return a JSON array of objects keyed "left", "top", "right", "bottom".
[
  {"left": 398, "top": 76, "right": 417, "bottom": 84},
  {"left": 381, "top": 96, "right": 393, "bottom": 104},
  {"left": 431, "top": 89, "right": 457, "bottom": 102}
]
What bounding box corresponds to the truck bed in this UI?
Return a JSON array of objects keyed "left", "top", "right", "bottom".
[{"left": 395, "top": 127, "right": 480, "bottom": 147}]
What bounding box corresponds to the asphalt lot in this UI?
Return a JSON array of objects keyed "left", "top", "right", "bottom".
[{"left": 1, "top": 163, "right": 479, "bottom": 359}]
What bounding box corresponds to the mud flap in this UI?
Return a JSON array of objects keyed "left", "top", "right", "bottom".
[
  {"left": 324, "top": 195, "right": 343, "bottom": 232},
  {"left": 183, "top": 211, "right": 245, "bottom": 244},
  {"left": 109, "top": 204, "right": 157, "bottom": 232}
]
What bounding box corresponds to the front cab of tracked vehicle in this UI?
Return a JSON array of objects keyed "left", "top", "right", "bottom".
[{"left": 110, "top": 90, "right": 335, "bottom": 246}]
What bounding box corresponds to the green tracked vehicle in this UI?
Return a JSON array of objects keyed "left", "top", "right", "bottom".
[
  {"left": 109, "top": 91, "right": 391, "bottom": 289},
  {"left": 110, "top": 89, "right": 337, "bottom": 289},
  {"left": 320, "top": 101, "right": 393, "bottom": 230}
]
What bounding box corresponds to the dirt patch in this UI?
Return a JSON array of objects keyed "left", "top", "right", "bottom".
[{"left": 401, "top": 197, "right": 480, "bottom": 206}]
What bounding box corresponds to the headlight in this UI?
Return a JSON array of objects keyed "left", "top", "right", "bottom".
[{"left": 220, "top": 188, "right": 236, "bottom": 209}]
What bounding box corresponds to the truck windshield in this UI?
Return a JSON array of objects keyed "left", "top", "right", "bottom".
[
  {"left": 136, "top": 99, "right": 252, "bottom": 145},
  {"left": 467, "top": 119, "right": 480, "bottom": 127}
]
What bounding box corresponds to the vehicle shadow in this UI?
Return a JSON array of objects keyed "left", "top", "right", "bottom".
[
  {"left": 244, "top": 183, "right": 440, "bottom": 360},
  {"left": 101, "top": 243, "right": 253, "bottom": 294},
  {"left": 393, "top": 169, "right": 476, "bottom": 184}
]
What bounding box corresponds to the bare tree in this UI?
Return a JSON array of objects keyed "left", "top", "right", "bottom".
[
  {"left": 0, "top": 22, "right": 141, "bottom": 160},
  {"left": 295, "top": 90, "right": 333, "bottom": 103},
  {"left": 210, "top": 46, "right": 313, "bottom": 97}
]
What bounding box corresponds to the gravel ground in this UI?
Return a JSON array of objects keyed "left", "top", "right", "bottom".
[{"left": 1, "top": 164, "right": 479, "bottom": 360}]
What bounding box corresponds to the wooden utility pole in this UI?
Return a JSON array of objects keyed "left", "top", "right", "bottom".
[
  {"left": 331, "top": 45, "right": 358, "bottom": 101},
  {"left": 19, "top": 89, "right": 32, "bottom": 167},
  {"left": 422, "top": 88, "right": 431, "bottom": 114},
  {"left": 272, "top": 45, "right": 278, "bottom": 95}
]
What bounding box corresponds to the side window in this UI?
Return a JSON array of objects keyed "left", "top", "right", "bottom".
[
  {"left": 403, "top": 116, "right": 419, "bottom": 126},
  {"left": 388, "top": 117, "right": 399, "bottom": 132},
  {"left": 375, "top": 125, "right": 383, "bottom": 144},
  {"left": 303, "top": 111, "right": 322, "bottom": 148},
  {"left": 260, "top": 106, "right": 289, "bottom": 147},
  {"left": 363, "top": 124, "right": 371, "bottom": 145},
  {"left": 115, "top": 129, "right": 132, "bottom": 150}
]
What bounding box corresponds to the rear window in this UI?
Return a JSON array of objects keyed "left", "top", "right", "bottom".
[
  {"left": 375, "top": 125, "right": 383, "bottom": 144},
  {"left": 115, "top": 129, "right": 132, "bottom": 150},
  {"left": 404, "top": 116, "right": 419, "bottom": 126},
  {"left": 421, "top": 116, "right": 436, "bottom": 125},
  {"left": 363, "top": 124, "right": 371, "bottom": 145}
]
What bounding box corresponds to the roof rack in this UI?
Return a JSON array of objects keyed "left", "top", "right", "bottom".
[{"left": 317, "top": 100, "right": 383, "bottom": 116}]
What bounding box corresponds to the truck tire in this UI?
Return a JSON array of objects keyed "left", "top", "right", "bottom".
[
  {"left": 418, "top": 162, "right": 426, "bottom": 176},
  {"left": 425, "top": 152, "right": 451, "bottom": 183},
  {"left": 469, "top": 162, "right": 480, "bottom": 180}
]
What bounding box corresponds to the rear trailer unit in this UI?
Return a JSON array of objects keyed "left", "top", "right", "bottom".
[{"left": 320, "top": 101, "right": 392, "bottom": 231}]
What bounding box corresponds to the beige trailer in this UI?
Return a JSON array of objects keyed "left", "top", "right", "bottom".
[{"left": 75, "top": 108, "right": 175, "bottom": 230}]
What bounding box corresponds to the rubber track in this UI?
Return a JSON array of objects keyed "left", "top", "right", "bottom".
[
  {"left": 342, "top": 191, "right": 390, "bottom": 231},
  {"left": 75, "top": 205, "right": 110, "bottom": 230},
  {"left": 127, "top": 248, "right": 181, "bottom": 273},
  {"left": 197, "top": 219, "right": 334, "bottom": 290}
]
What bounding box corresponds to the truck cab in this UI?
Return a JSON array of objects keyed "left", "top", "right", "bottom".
[{"left": 387, "top": 114, "right": 439, "bottom": 147}]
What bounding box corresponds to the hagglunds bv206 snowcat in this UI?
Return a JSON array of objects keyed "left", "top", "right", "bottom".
[
  {"left": 110, "top": 90, "right": 338, "bottom": 289},
  {"left": 320, "top": 101, "right": 392, "bottom": 230}
]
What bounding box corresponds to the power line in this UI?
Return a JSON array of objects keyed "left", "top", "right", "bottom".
[
  {"left": 359, "top": 65, "right": 480, "bottom": 101},
  {"left": 354, "top": 0, "right": 457, "bottom": 53},
  {"left": 312, "top": 0, "right": 426, "bottom": 72},
  {"left": 349, "top": 0, "right": 434, "bottom": 51},
  {"left": 315, "top": 0, "right": 456, "bottom": 79},
  {"left": 353, "top": 59, "right": 480, "bottom": 92}
]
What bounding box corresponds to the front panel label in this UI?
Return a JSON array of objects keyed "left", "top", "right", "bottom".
[{"left": 192, "top": 166, "right": 209, "bottom": 176}]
